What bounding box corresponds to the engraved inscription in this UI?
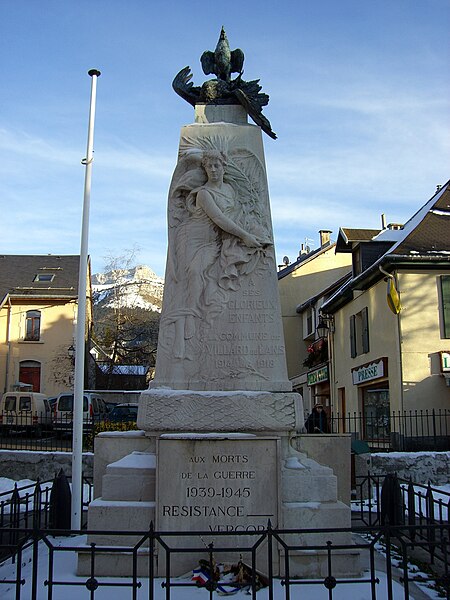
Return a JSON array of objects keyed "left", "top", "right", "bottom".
[{"left": 158, "top": 439, "right": 278, "bottom": 533}]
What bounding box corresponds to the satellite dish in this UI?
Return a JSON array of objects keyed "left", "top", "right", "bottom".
[{"left": 283, "top": 256, "right": 290, "bottom": 265}]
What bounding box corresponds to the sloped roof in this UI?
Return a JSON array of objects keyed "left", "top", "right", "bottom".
[
  {"left": 391, "top": 185, "right": 450, "bottom": 255},
  {"left": 97, "top": 364, "right": 148, "bottom": 376},
  {"left": 0, "top": 255, "right": 80, "bottom": 305},
  {"left": 322, "top": 180, "right": 450, "bottom": 313},
  {"left": 336, "top": 228, "right": 381, "bottom": 252},
  {"left": 277, "top": 243, "right": 336, "bottom": 279}
]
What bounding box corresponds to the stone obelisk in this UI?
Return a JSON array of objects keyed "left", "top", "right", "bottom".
[
  {"left": 79, "top": 30, "right": 359, "bottom": 579},
  {"left": 138, "top": 30, "right": 301, "bottom": 434}
]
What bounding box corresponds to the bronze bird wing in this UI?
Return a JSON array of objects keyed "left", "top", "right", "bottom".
[
  {"left": 230, "top": 48, "right": 245, "bottom": 76},
  {"left": 172, "top": 66, "right": 201, "bottom": 107},
  {"left": 200, "top": 50, "right": 217, "bottom": 76},
  {"left": 233, "top": 85, "right": 277, "bottom": 139}
]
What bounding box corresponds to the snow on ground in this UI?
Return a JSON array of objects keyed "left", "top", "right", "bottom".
[
  {"left": 0, "top": 478, "right": 90, "bottom": 513},
  {"left": 0, "top": 478, "right": 37, "bottom": 495},
  {"left": 370, "top": 451, "right": 449, "bottom": 458},
  {"left": 0, "top": 534, "right": 433, "bottom": 600}
]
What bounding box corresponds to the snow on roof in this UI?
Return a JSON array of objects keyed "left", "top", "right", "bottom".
[
  {"left": 97, "top": 364, "right": 148, "bottom": 375},
  {"left": 372, "top": 181, "right": 449, "bottom": 250}
]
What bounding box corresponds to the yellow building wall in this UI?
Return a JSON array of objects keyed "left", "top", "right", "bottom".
[
  {"left": 331, "top": 270, "right": 450, "bottom": 415},
  {"left": 0, "top": 305, "right": 8, "bottom": 394},
  {"left": 398, "top": 271, "right": 449, "bottom": 410},
  {"left": 331, "top": 279, "right": 402, "bottom": 413},
  {"left": 0, "top": 299, "right": 77, "bottom": 396},
  {"left": 278, "top": 247, "right": 351, "bottom": 379}
]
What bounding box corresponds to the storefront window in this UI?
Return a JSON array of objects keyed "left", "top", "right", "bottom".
[{"left": 363, "top": 387, "right": 390, "bottom": 440}]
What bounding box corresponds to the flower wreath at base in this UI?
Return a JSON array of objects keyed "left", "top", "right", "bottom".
[{"left": 192, "top": 557, "right": 268, "bottom": 596}]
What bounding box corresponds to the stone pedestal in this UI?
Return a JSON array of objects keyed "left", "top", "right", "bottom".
[{"left": 79, "top": 394, "right": 360, "bottom": 578}]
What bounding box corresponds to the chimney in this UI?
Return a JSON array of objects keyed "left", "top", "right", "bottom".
[
  {"left": 381, "top": 213, "right": 387, "bottom": 229},
  {"left": 319, "top": 230, "right": 332, "bottom": 248}
]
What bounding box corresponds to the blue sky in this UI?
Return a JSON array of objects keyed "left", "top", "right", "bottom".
[{"left": 1, "top": 0, "right": 449, "bottom": 277}]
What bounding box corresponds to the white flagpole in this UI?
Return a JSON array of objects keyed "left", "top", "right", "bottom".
[{"left": 71, "top": 68, "right": 101, "bottom": 529}]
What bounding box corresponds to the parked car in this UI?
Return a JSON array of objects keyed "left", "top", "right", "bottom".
[
  {"left": 107, "top": 403, "right": 138, "bottom": 423},
  {"left": 0, "top": 392, "right": 52, "bottom": 435},
  {"left": 53, "top": 392, "right": 108, "bottom": 434},
  {"left": 105, "top": 401, "right": 116, "bottom": 413}
]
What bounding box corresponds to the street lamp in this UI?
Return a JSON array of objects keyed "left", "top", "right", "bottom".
[{"left": 316, "top": 316, "right": 330, "bottom": 340}]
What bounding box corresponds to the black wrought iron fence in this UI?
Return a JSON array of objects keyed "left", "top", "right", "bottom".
[
  {"left": 352, "top": 471, "right": 450, "bottom": 569},
  {"left": 0, "top": 412, "right": 101, "bottom": 452},
  {"left": 0, "top": 475, "right": 93, "bottom": 562},
  {"left": 3, "top": 409, "right": 449, "bottom": 453},
  {"left": 329, "top": 408, "right": 450, "bottom": 451},
  {"left": 0, "top": 521, "right": 448, "bottom": 599}
]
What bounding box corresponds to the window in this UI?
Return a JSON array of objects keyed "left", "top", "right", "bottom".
[
  {"left": 303, "top": 306, "right": 315, "bottom": 339},
  {"left": 363, "top": 386, "right": 390, "bottom": 441},
  {"left": 4, "top": 396, "right": 16, "bottom": 411},
  {"left": 19, "top": 396, "right": 32, "bottom": 411},
  {"left": 25, "top": 310, "right": 41, "bottom": 341},
  {"left": 353, "top": 246, "right": 362, "bottom": 276},
  {"left": 33, "top": 273, "right": 55, "bottom": 282},
  {"left": 58, "top": 395, "right": 74, "bottom": 412},
  {"left": 350, "top": 307, "right": 369, "bottom": 358},
  {"left": 441, "top": 276, "right": 450, "bottom": 338}
]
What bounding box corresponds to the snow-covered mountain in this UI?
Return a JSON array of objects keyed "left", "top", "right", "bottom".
[{"left": 92, "top": 265, "right": 164, "bottom": 313}]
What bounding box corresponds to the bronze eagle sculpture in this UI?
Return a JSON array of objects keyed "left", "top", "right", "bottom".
[{"left": 172, "top": 28, "right": 277, "bottom": 140}]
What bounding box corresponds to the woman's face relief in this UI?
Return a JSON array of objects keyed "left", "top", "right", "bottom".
[{"left": 204, "top": 158, "right": 224, "bottom": 183}]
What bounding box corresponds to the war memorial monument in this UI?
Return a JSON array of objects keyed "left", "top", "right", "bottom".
[{"left": 78, "top": 29, "right": 359, "bottom": 578}]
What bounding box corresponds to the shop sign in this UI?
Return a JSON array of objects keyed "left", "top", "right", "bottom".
[
  {"left": 352, "top": 358, "right": 387, "bottom": 385},
  {"left": 307, "top": 365, "right": 329, "bottom": 386},
  {"left": 441, "top": 352, "right": 450, "bottom": 372}
]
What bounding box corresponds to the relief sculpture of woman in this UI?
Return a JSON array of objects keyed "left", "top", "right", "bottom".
[{"left": 155, "top": 147, "right": 273, "bottom": 385}]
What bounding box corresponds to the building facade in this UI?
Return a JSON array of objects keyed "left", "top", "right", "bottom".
[
  {"left": 277, "top": 231, "right": 352, "bottom": 413},
  {"left": 278, "top": 182, "right": 450, "bottom": 446},
  {"left": 321, "top": 183, "right": 450, "bottom": 444},
  {"left": 0, "top": 255, "right": 93, "bottom": 397}
]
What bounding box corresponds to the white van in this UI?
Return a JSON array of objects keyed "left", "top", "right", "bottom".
[
  {"left": 53, "top": 392, "right": 108, "bottom": 433},
  {"left": 0, "top": 392, "right": 52, "bottom": 435}
]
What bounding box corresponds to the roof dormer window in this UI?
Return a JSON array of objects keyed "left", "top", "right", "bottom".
[{"left": 33, "top": 273, "right": 55, "bottom": 282}]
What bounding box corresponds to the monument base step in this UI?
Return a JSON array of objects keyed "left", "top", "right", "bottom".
[
  {"left": 77, "top": 547, "right": 154, "bottom": 577},
  {"left": 279, "top": 548, "right": 361, "bottom": 578},
  {"left": 84, "top": 499, "right": 155, "bottom": 546}
]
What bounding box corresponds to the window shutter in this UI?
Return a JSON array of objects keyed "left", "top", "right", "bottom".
[
  {"left": 441, "top": 276, "right": 450, "bottom": 338},
  {"left": 350, "top": 315, "right": 356, "bottom": 358},
  {"left": 362, "top": 307, "right": 370, "bottom": 353}
]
